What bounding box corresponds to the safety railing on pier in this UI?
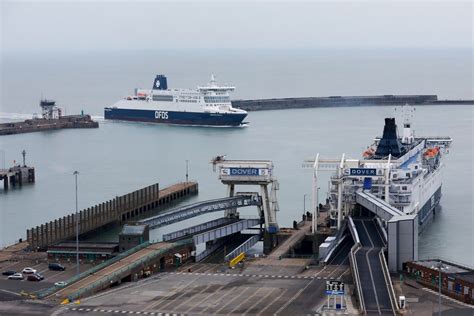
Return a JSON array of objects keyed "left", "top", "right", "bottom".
[
  {"left": 224, "top": 234, "right": 261, "bottom": 262},
  {"left": 65, "top": 239, "right": 193, "bottom": 301},
  {"left": 36, "top": 241, "right": 152, "bottom": 299},
  {"left": 349, "top": 243, "right": 365, "bottom": 314},
  {"left": 379, "top": 249, "right": 398, "bottom": 315},
  {"left": 139, "top": 195, "right": 261, "bottom": 229}
]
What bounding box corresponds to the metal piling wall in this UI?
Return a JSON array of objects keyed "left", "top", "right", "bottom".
[{"left": 27, "top": 182, "right": 198, "bottom": 250}]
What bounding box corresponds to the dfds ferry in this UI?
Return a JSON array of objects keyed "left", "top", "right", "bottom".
[{"left": 104, "top": 75, "right": 248, "bottom": 126}]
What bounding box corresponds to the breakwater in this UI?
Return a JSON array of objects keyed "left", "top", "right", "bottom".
[
  {"left": 26, "top": 182, "right": 198, "bottom": 250},
  {"left": 232, "top": 94, "right": 438, "bottom": 111},
  {"left": 0, "top": 115, "right": 99, "bottom": 136}
]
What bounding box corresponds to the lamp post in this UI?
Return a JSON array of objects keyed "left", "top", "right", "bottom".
[
  {"left": 437, "top": 261, "right": 446, "bottom": 316},
  {"left": 185, "top": 160, "right": 189, "bottom": 183},
  {"left": 73, "top": 171, "right": 79, "bottom": 276},
  {"left": 303, "top": 194, "right": 307, "bottom": 216}
]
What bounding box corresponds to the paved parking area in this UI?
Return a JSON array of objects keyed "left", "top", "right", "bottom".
[
  {"left": 0, "top": 260, "right": 94, "bottom": 298},
  {"left": 48, "top": 264, "right": 350, "bottom": 315},
  {"left": 53, "top": 267, "right": 339, "bottom": 315}
]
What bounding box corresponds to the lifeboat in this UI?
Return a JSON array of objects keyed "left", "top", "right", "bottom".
[
  {"left": 363, "top": 147, "right": 375, "bottom": 158},
  {"left": 423, "top": 147, "right": 440, "bottom": 158}
]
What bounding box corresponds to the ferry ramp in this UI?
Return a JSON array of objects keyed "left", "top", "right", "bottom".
[
  {"left": 350, "top": 218, "right": 397, "bottom": 315},
  {"left": 326, "top": 234, "right": 354, "bottom": 266},
  {"left": 45, "top": 241, "right": 190, "bottom": 302}
]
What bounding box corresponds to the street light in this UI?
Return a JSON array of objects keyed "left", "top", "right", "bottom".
[
  {"left": 73, "top": 171, "right": 79, "bottom": 276},
  {"left": 437, "top": 261, "right": 447, "bottom": 316},
  {"left": 303, "top": 194, "right": 307, "bottom": 218},
  {"left": 185, "top": 160, "right": 189, "bottom": 183}
]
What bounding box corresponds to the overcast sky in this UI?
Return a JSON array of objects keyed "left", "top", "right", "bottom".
[{"left": 1, "top": 0, "right": 472, "bottom": 53}]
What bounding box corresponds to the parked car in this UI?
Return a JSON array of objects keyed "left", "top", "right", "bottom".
[
  {"left": 8, "top": 273, "right": 23, "bottom": 280},
  {"left": 21, "top": 267, "right": 37, "bottom": 274},
  {"left": 48, "top": 263, "right": 65, "bottom": 271},
  {"left": 54, "top": 281, "right": 68, "bottom": 287},
  {"left": 2, "top": 270, "right": 16, "bottom": 276},
  {"left": 27, "top": 274, "right": 42, "bottom": 282},
  {"left": 33, "top": 273, "right": 44, "bottom": 280}
]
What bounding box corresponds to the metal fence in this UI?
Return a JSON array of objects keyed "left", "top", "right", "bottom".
[
  {"left": 66, "top": 239, "right": 192, "bottom": 301},
  {"left": 224, "top": 234, "right": 261, "bottom": 262},
  {"left": 36, "top": 241, "right": 153, "bottom": 299}
]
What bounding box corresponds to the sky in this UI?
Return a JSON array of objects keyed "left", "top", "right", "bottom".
[{"left": 1, "top": 0, "right": 472, "bottom": 53}]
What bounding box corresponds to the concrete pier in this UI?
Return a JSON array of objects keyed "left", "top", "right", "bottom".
[
  {"left": 0, "top": 115, "right": 98, "bottom": 136},
  {"left": 26, "top": 182, "right": 198, "bottom": 250},
  {"left": 0, "top": 165, "right": 35, "bottom": 190},
  {"left": 232, "top": 94, "right": 438, "bottom": 111}
]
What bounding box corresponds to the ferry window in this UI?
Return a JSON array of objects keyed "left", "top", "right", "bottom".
[
  {"left": 393, "top": 174, "right": 398, "bottom": 179},
  {"left": 402, "top": 186, "right": 407, "bottom": 191}
]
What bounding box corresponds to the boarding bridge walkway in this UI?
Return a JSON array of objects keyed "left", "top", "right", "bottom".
[
  {"left": 139, "top": 195, "right": 261, "bottom": 228},
  {"left": 349, "top": 218, "right": 397, "bottom": 315},
  {"left": 355, "top": 191, "right": 403, "bottom": 222}
]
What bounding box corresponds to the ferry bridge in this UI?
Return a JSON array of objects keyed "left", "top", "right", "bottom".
[{"left": 137, "top": 157, "right": 280, "bottom": 262}]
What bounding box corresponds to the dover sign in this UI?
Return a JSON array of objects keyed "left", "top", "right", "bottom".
[
  {"left": 349, "top": 168, "right": 377, "bottom": 176},
  {"left": 221, "top": 168, "right": 270, "bottom": 177}
]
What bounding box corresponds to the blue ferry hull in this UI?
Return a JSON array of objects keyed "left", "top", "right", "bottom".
[{"left": 104, "top": 108, "right": 247, "bottom": 126}]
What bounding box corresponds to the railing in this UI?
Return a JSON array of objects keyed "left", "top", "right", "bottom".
[
  {"left": 348, "top": 216, "right": 360, "bottom": 245},
  {"left": 349, "top": 243, "right": 365, "bottom": 314},
  {"left": 374, "top": 217, "right": 387, "bottom": 244},
  {"left": 162, "top": 217, "right": 235, "bottom": 241},
  {"left": 66, "top": 239, "right": 193, "bottom": 301},
  {"left": 139, "top": 195, "right": 261, "bottom": 229},
  {"left": 224, "top": 234, "right": 260, "bottom": 262},
  {"left": 37, "top": 241, "right": 152, "bottom": 299},
  {"left": 379, "top": 249, "right": 398, "bottom": 315},
  {"left": 195, "top": 238, "right": 227, "bottom": 262}
]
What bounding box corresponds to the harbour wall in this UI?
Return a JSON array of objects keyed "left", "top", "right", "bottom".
[
  {"left": 26, "top": 182, "right": 198, "bottom": 250},
  {"left": 232, "top": 94, "right": 439, "bottom": 111},
  {"left": 0, "top": 115, "right": 99, "bottom": 136}
]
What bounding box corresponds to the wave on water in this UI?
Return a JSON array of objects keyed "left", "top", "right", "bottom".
[
  {"left": 0, "top": 112, "right": 34, "bottom": 120},
  {"left": 0, "top": 112, "right": 106, "bottom": 122},
  {"left": 91, "top": 115, "right": 105, "bottom": 121}
]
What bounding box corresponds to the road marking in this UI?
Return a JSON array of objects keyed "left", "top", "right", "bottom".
[
  {"left": 172, "top": 284, "right": 212, "bottom": 312},
  {"left": 421, "top": 287, "right": 474, "bottom": 308},
  {"left": 257, "top": 288, "right": 288, "bottom": 315},
  {"left": 242, "top": 287, "right": 277, "bottom": 316},
  {"left": 227, "top": 287, "right": 264, "bottom": 315},
  {"left": 183, "top": 284, "right": 225, "bottom": 314},
  {"left": 274, "top": 277, "right": 317, "bottom": 315},
  {"left": 200, "top": 286, "right": 235, "bottom": 315},
  {"left": 214, "top": 287, "right": 252, "bottom": 314},
  {"left": 157, "top": 280, "right": 202, "bottom": 311},
  {"left": 365, "top": 248, "right": 381, "bottom": 315}
]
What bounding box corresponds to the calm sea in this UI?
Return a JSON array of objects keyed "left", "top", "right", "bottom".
[{"left": 0, "top": 49, "right": 472, "bottom": 266}]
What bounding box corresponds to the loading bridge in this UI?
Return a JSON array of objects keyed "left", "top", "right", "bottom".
[
  {"left": 349, "top": 218, "right": 397, "bottom": 315},
  {"left": 138, "top": 195, "right": 261, "bottom": 228},
  {"left": 355, "top": 191, "right": 403, "bottom": 221}
]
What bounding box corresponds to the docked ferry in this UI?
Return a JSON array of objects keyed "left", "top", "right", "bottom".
[
  {"left": 104, "top": 75, "right": 247, "bottom": 126},
  {"left": 312, "top": 104, "right": 452, "bottom": 232}
]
